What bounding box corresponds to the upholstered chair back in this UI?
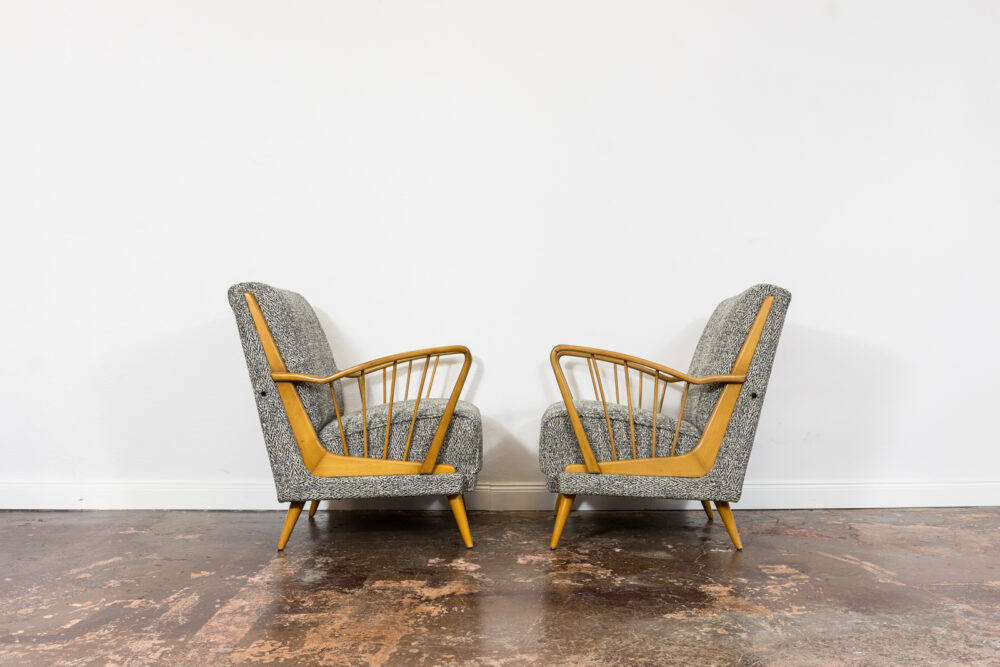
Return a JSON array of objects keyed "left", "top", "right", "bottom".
[
  {"left": 684, "top": 283, "right": 792, "bottom": 491},
  {"left": 228, "top": 282, "right": 345, "bottom": 494}
]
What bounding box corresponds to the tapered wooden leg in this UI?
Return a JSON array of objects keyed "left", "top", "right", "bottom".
[
  {"left": 550, "top": 494, "right": 575, "bottom": 549},
  {"left": 714, "top": 501, "right": 743, "bottom": 551},
  {"left": 278, "top": 501, "right": 305, "bottom": 551},
  {"left": 553, "top": 497, "right": 560, "bottom": 516},
  {"left": 701, "top": 500, "right": 714, "bottom": 521},
  {"left": 308, "top": 500, "right": 320, "bottom": 518},
  {"left": 448, "top": 494, "right": 474, "bottom": 548}
]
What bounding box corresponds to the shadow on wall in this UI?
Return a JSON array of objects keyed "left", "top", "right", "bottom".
[
  {"left": 100, "top": 313, "right": 276, "bottom": 487},
  {"left": 742, "top": 322, "right": 902, "bottom": 487}
]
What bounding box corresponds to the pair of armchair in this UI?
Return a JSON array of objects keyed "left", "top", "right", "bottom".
[{"left": 229, "top": 282, "right": 790, "bottom": 552}]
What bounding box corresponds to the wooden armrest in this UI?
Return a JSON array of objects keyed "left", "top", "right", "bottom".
[
  {"left": 551, "top": 345, "right": 744, "bottom": 386},
  {"left": 271, "top": 345, "right": 471, "bottom": 384}
]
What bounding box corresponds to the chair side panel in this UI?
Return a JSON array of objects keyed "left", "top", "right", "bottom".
[
  {"left": 690, "top": 284, "right": 792, "bottom": 499},
  {"left": 228, "top": 283, "right": 322, "bottom": 500}
]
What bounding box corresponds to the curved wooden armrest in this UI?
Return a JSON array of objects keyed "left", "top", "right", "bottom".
[
  {"left": 271, "top": 345, "right": 472, "bottom": 384},
  {"left": 550, "top": 345, "right": 746, "bottom": 474},
  {"left": 551, "top": 345, "right": 745, "bottom": 386},
  {"left": 272, "top": 345, "right": 472, "bottom": 474}
]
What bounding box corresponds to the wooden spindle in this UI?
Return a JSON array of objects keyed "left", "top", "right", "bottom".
[
  {"left": 330, "top": 384, "right": 348, "bottom": 455},
  {"left": 591, "top": 355, "right": 616, "bottom": 460},
  {"left": 359, "top": 373, "right": 369, "bottom": 457},
  {"left": 651, "top": 374, "right": 659, "bottom": 457},
  {"left": 623, "top": 362, "right": 637, "bottom": 459},
  {"left": 403, "top": 355, "right": 431, "bottom": 461},
  {"left": 614, "top": 364, "right": 620, "bottom": 403},
  {"left": 383, "top": 362, "right": 397, "bottom": 459},
  {"left": 404, "top": 360, "right": 413, "bottom": 400},
  {"left": 670, "top": 383, "right": 690, "bottom": 456},
  {"left": 426, "top": 355, "right": 440, "bottom": 398},
  {"left": 587, "top": 358, "right": 600, "bottom": 400}
]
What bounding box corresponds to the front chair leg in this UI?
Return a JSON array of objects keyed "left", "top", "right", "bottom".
[
  {"left": 714, "top": 501, "right": 743, "bottom": 551},
  {"left": 550, "top": 494, "right": 575, "bottom": 549},
  {"left": 447, "top": 494, "right": 474, "bottom": 548},
  {"left": 308, "top": 500, "right": 320, "bottom": 518},
  {"left": 278, "top": 501, "right": 305, "bottom": 551}
]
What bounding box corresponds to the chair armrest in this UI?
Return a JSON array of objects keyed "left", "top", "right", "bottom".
[
  {"left": 272, "top": 345, "right": 472, "bottom": 473},
  {"left": 551, "top": 345, "right": 745, "bottom": 386},
  {"left": 271, "top": 345, "right": 471, "bottom": 385},
  {"left": 549, "top": 345, "right": 745, "bottom": 473}
]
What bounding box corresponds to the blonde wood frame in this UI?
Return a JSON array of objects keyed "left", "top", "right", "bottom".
[
  {"left": 547, "top": 296, "right": 774, "bottom": 550},
  {"left": 552, "top": 296, "right": 773, "bottom": 478},
  {"left": 244, "top": 292, "right": 474, "bottom": 549}
]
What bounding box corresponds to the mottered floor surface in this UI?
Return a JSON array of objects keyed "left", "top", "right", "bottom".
[{"left": 1, "top": 508, "right": 999, "bottom": 665}]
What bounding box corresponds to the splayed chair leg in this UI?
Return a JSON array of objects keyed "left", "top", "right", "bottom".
[
  {"left": 448, "top": 494, "right": 474, "bottom": 548},
  {"left": 308, "top": 500, "right": 320, "bottom": 518},
  {"left": 701, "top": 500, "right": 714, "bottom": 521},
  {"left": 550, "top": 494, "right": 575, "bottom": 549},
  {"left": 278, "top": 501, "right": 305, "bottom": 551},
  {"left": 714, "top": 501, "right": 743, "bottom": 551},
  {"left": 553, "top": 496, "right": 560, "bottom": 516}
]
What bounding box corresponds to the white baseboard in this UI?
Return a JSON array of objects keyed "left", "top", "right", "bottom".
[{"left": 1, "top": 480, "right": 998, "bottom": 511}]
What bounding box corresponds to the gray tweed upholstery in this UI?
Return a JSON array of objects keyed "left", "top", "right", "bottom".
[
  {"left": 538, "top": 401, "right": 702, "bottom": 478},
  {"left": 318, "top": 399, "right": 482, "bottom": 489},
  {"left": 538, "top": 284, "right": 791, "bottom": 502},
  {"left": 228, "top": 282, "right": 482, "bottom": 503}
]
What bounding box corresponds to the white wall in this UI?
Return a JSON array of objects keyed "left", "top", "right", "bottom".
[{"left": 1, "top": 1, "right": 997, "bottom": 510}]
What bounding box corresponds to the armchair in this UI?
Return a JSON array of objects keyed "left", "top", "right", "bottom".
[
  {"left": 228, "top": 282, "right": 482, "bottom": 550},
  {"left": 538, "top": 284, "right": 791, "bottom": 550}
]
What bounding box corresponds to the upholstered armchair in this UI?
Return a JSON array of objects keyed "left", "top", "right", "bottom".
[
  {"left": 228, "top": 282, "right": 482, "bottom": 550},
  {"left": 538, "top": 284, "right": 791, "bottom": 550}
]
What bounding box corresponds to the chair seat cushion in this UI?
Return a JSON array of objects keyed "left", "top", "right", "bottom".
[
  {"left": 552, "top": 471, "right": 736, "bottom": 501},
  {"left": 288, "top": 471, "right": 469, "bottom": 500},
  {"left": 539, "top": 401, "right": 743, "bottom": 502},
  {"left": 317, "top": 398, "right": 482, "bottom": 482},
  {"left": 538, "top": 400, "right": 703, "bottom": 476}
]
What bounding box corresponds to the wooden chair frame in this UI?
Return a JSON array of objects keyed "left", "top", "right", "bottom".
[
  {"left": 548, "top": 296, "right": 774, "bottom": 550},
  {"left": 245, "top": 292, "right": 474, "bottom": 550}
]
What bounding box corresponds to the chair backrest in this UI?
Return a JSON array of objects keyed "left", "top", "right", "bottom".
[
  {"left": 676, "top": 284, "right": 790, "bottom": 497},
  {"left": 685, "top": 284, "right": 791, "bottom": 433},
  {"left": 228, "top": 283, "right": 345, "bottom": 487}
]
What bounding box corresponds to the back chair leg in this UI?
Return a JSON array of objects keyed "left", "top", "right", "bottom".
[
  {"left": 714, "top": 501, "right": 743, "bottom": 551},
  {"left": 447, "top": 494, "right": 474, "bottom": 548},
  {"left": 278, "top": 501, "right": 305, "bottom": 551},
  {"left": 701, "top": 500, "right": 714, "bottom": 521},
  {"left": 550, "top": 494, "right": 576, "bottom": 549},
  {"left": 308, "top": 500, "right": 320, "bottom": 518}
]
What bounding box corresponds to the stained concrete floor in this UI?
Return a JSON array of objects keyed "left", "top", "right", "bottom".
[{"left": 1, "top": 508, "right": 999, "bottom": 665}]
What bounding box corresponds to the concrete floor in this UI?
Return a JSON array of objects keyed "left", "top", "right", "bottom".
[{"left": 1, "top": 508, "right": 998, "bottom": 665}]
